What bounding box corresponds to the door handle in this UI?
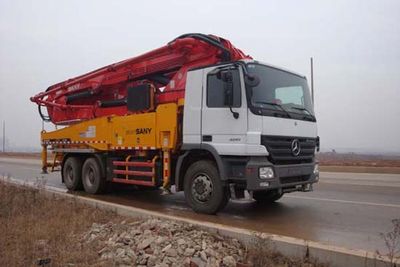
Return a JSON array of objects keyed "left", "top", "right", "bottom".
[{"left": 202, "top": 135, "right": 212, "bottom": 142}]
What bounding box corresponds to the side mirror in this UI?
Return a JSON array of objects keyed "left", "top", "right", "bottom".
[
  {"left": 221, "top": 71, "right": 234, "bottom": 106},
  {"left": 244, "top": 74, "right": 260, "bottom": 87},
  {"left": 221, "top": 71, "right": 239, "bottom": 119}
]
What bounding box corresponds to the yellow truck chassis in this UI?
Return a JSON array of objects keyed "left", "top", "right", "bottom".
[{"left": 41, "top": 102, "right": 180, "bottom": 190}]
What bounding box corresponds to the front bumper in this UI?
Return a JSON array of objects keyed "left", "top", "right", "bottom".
[{"left": 244, "top": 157, "right": 319, "bottom": 191}]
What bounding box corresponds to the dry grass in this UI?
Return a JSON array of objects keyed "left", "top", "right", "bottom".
[
  {"left": 0, "top": 180, "right": 122, "bottom": 267},
  {"left": 0, "top": 180, "right": 331, "bottom": 267},
  {"left": 246, "top": 236, "right": 328, "bottom": 267},
  {"left": 377, "top": 219, "right": 400, "bottom": 267}
]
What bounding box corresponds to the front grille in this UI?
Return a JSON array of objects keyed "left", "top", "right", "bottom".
[{"left": 261, "top": 135, "right": 316, "bottom": 165}]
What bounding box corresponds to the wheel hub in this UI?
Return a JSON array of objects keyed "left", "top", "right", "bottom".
[
  {"left": 192, "top": 174, "right": 213, "bottom": 202},
  {"left": 66, "top": 166, "right": 73, "bottom": 181},
  {"left": 87, "top": 168, "right": 95, "bottom": 185}
]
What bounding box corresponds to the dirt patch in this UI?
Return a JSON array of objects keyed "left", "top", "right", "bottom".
[
  {"left": 317, "top": 152, "right": 400, "bottom": 168},
  {"left": 0, "top": 152, "right": 41, "bottom": 159}
]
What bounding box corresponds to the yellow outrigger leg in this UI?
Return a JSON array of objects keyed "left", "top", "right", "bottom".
[{"left": 41, "top": 144, "right": 48, "bottom": 174}]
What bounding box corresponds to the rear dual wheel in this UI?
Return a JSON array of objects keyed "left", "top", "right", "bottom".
[
  {"left": 62, "top": 157, "right": 83, "bottom": 191},
  {"left": 62, "top": 156, "right": 106, "bottom": 194},
  {"left": 82, "top": 158, "right": 106, "bottom": 194}
]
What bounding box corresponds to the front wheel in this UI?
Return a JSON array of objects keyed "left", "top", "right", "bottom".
[
  {"left": 82, "top": 157, "right": 106, "bottom": 194},
  {"left": 184, "top": 160, "right": 229, "bottom": 214},
  {"left": 253, "top": 189, "right": 284, "bottom": 204}
]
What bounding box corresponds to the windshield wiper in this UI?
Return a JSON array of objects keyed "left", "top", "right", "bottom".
[
  {"left": 254, "top": 101, "right": 292, "bottom": 118},
  {"left": 291, "top": 107, "right": 316, "bottom": 120}
]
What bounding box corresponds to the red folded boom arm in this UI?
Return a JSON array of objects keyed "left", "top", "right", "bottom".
[{"left": 30, "top": 33, "right": 251, "bottom": 125}]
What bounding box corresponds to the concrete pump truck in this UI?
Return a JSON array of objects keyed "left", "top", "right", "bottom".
[{"left": 31, "top": 33, "right": 319, "bottom": 214}]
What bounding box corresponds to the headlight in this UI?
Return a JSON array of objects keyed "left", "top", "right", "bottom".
[
  {"left": 259, "top": 167, "right": 274, "bottom": 179},
  {"left": 313, "top": 163, "right": 319, "bottom": 174}
]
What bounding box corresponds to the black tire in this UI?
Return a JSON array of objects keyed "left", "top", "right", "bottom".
[
  {"left": 253, "top": 189, "right": 283, "bottom": 204},
  {"left": 62, "top": 157, "right": 83, "bottom": 191},
  {"left": 184, "top": 160, "right": 229, "bottom": 214},
  {"left": 82, "top": 157, "right": 106, "bottom": 194}
]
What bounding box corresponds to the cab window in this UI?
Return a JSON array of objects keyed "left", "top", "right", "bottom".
[
  {"left": 207, "top": 69, "right": 241, "bottom": 108},
  {"left": 275, "top": 86, "right": 304, "bottom": 106}
]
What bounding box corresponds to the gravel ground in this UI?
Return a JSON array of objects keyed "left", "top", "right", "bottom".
[
  {"left": 80, "top": 218, "right": 327, "bottom": 267},
  {"left": 82, "top": 218, "right": 246, "bottom": 267}
]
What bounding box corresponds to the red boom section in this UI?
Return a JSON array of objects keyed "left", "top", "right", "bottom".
[{"left": 30, "top": 34, "right": 251, "bottom": 125}]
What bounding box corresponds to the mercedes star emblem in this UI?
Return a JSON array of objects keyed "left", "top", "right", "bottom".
[{"left": 291, "top": 139, "right": 301, "bottom": 156}]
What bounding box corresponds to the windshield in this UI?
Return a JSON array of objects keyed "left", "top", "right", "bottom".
[{"left": 246, "top": 63, "right": 315, "bottom": 121}]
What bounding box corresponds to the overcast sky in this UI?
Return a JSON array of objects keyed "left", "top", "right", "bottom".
[{"left": 0, "top": 0, "right": 399, "bottom": 153}]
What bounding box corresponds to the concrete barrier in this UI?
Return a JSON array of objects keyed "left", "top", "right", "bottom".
[{"left": 2, "top": 177, "right": 398, "bottom": 267}]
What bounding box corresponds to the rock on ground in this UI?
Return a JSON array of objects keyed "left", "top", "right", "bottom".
[{"left": 81, "top": 218, "right": 246, "bottom": 266}]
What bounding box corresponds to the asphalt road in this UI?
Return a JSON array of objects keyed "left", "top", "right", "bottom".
[{"left": 1, "top": 157, "right": 399, "bottom": 253}]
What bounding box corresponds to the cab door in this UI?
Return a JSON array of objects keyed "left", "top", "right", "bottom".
[{"left": 201, "top": 66, "right": 248, "bottom": 155}]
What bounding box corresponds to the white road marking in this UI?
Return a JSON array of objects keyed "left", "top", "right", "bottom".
[
  {"left": 0, "top": 157, "right": 41, "bottom": 165},
  {"left": 17, "top": 166, "right": 39, "bottom": 171},
  {"left": 321, "top": 172, "right": 400, "bottom": 179},
  {"left": 0, "top": 164, "right": 40, "bottom": 172},
  {"left": 285, "top": 195, "right": 400, "bottom": 208},
  {"left": 320, "top": 173, "right": 400, "bottom": 182},
  {"left": 319, "top": 179, "right": 400, "bottom": 188}
]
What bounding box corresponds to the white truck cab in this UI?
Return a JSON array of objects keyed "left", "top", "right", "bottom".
[{"left": 178, "top": 60, "right": 319, "bottom": 212}]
